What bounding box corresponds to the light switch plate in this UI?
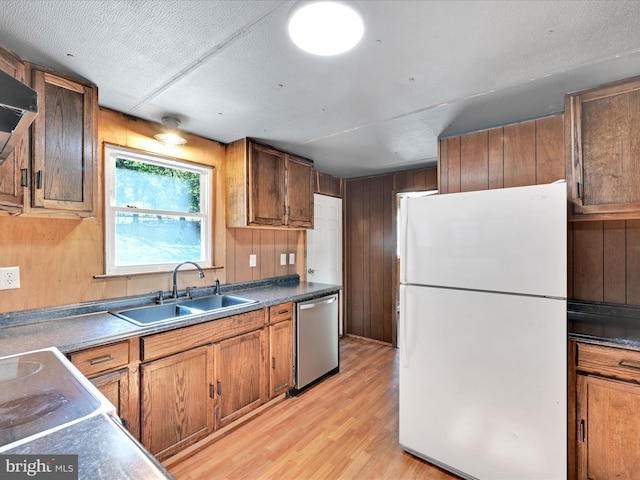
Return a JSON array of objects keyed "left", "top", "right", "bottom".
[
  {"left": 280, "top": 254, "right": 287, "bottom": 266},
  {"left": 249, "top": 254, "right": 257, "bottom": 267},
  {"left": 289, "top": 253, "right": 295, "bottom": 265},
  {"left": 0, "top": 266, "right": 20, "bottom": 290}
]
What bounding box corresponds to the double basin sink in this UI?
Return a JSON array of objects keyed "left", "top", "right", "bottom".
[{"left": 110, "top": 294, "right": 257, "bottom": 326}]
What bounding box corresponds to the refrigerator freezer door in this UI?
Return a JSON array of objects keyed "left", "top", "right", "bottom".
[
  {"left": 401, "top": 182, "right": 566, "bottom": 298},
  {"left": 399, "top": 284, "right": 567, "bottom": 480}
]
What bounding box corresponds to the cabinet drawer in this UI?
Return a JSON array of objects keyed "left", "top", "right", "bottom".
[
  {"left": 142, "top": 309, "right": 266, "bottom": 362},
  {"left": 269, "top": 302, "right": 293, "bottom": 324},
  {"left": 577, "top": 342, "right": 640, "bottom": 383},
  {"left": 69, "top": 341, "right": 130, "bottom": 377}
]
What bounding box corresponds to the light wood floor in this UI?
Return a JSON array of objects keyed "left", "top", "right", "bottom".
[{"left": 168, "top": 336, "right": 458, "bottom": 480}]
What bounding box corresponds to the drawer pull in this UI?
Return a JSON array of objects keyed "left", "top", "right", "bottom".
[
  {"left": 277, "top": 309, "right": 290, "bottom": 315},
  {"left": 88, "top": 354, "right": 115, "bottom": 365},
  {"left": 618, "top": 360, "right": 640, "bottom": 370}
]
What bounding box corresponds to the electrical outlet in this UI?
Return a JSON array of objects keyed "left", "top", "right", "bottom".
[
  {"left": 249, "top": 254, "right": 257, "bottom": 268},
  {"left": 280, "top": 254, "right": 287, "bottom": 266},
  {"left": 0, "top": 266, "right": 20, "bottom": 290},
  {"left": 289, "top": 253, "right": 295, "bottom": 265}
]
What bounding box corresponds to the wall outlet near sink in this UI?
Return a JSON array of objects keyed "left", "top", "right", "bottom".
[
  {"left": 249, "top": 254, "right": 257, "bottom": 268},
  {"left": 0, "top": 266, "right": 20, "bottom": 290}
]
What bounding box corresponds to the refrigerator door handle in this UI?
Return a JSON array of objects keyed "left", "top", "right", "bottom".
[{"left": 399, "top": 286, "right": 408, "bottom": 367}]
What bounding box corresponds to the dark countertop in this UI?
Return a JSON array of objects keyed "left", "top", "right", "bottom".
[
  {"left": 3, "top": 414, "right": 175, "bottom": 480},
  {"left": 0, "top": 276, "right": 341, "bottom": 357},
  {"left": 568, "top": 300, "right": 640, "bottom": 351}
]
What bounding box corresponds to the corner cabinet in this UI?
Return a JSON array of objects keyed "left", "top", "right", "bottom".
[
  {"left": 27, "top": 67, "right": 98, "bottom": 216},
  {"left": 226, "top": 139, "right": 314, "bottom": 228},
  {"left": 565, "top": 76, "right": 640, "bottom": 220},
  {"left": 572, "top": 341, "right": 640, "bottom": 479}
]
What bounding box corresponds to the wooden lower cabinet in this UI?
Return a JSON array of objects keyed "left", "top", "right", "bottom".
[
  {"left": 573, "top": 341, "right": 640, "bottom": 479},
  {"left": 268, "top": 302, "right": 294, "bottom": 398},
  {"left": 140, "top": 345, "right": 214, "bottom": 459},
  {"left": 576, "top": 374, "right": 640, "bottom": 479},
  {"left": 91, "top": 368, "right": 131, "bottom": 428},
  {"left": 214, "top": 329, "right": 268, "bottom": 428}
]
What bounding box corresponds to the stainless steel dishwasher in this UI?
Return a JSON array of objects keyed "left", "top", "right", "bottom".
[{"left": 292, "top": 293, "right": 339, "bottom": 394}]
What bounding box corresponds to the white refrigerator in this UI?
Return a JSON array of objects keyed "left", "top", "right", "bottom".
[{"left": 399, "top": 182, "right": 567, "bottom": 480}]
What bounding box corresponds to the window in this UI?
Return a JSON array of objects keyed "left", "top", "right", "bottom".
[{"left": 104, "top": 145, "right": 212, "bottom": 275}]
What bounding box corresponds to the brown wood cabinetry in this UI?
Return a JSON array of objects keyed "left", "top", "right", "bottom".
[
  {"left": 68, "top": 339, "right": 139, "bottom": 438},
  {"left": 0, "top": 45, "right": 28, "bottom": 212},
  {"left": 268, "top": 302, "right": 294, "bottom": 397},
  {"left": 28, "top": 67, "right": 98, "bottom": 216},
  {"left": 139, "top": 308, "right": 268, "bottom": 459},
  {"left": 214, "top": 328, "right": 267, "bottom": 428},
  {"left": 572, "top": 341, "right": 640, "bottom": 479},
  {"left": 0, "top": 59, "right": 97, "bottom": 216},
  {"left": 226, "top": 139, "right": 314, "bottom": 228},
  {"left": 566, "top": 76, "right": 640, "bottom": 220},
  {"left": 141, "top": 344, "right": 214, "bottom": 459}
]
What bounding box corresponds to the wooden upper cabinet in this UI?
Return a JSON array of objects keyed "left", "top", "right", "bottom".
[
  {"left": 566, "top": 76, "right": 640, "bottom": 220},
  {"left": 226, "top": 138, "right": 314, "bottom": 228},
  {"left": 0, "top": 45, "right": 28, "bottom": 212},
  {"left": 249, "top": 142, "right": 287, "bottom": 226},
  {"left": 286, "top": 153, "right": 314, "bottom": 228},
  {"left": 28, "top": 67, "right": 98, "bottom": 216}
]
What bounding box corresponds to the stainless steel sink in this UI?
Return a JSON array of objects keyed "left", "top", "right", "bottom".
[{"left": 111, "top": 295, "right": 257, "bottom": 326}]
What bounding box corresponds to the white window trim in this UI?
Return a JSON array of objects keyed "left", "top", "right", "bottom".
[{"left": 104, "top": 144, "right": 212, "bottom": 275}]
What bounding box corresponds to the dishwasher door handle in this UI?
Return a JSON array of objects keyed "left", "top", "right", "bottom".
[{"left": 299, "top": 296, "right": 337, "bottom": 310}]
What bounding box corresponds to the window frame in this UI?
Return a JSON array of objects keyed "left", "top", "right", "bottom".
[{"left": 104, "top": 144, "right": 213, "bottom": 275}]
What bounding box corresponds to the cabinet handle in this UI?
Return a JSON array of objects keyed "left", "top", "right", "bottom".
[
  {"left": 210, "top": 383, "right": 215, "bottom": 398},
  {"left": 20, "top": 168, "right": 29, "bottom": 187},
  {"left": 618, "top": 360, "right": 640, "bottom": 370},
  {"left": 88, "top": 354, "right": 114, "bottom": 365},
  {"left": 277, "top": 309, "right": 290, "bottom": 315},
  {"left": 36, "top": 170, "right": 43, "bottom": 190},
  {"left": 576, "top": 182, "right": 581, "bottom": 199},
  {"left": 283, "top": 204, "right": 287, "bottom": 216},
  {"left": 272, "top": 357, "right": 277, "bottom": 369},
  {"left": 579, "top": 419, "right": 585, "bottom": 442},
  {"left": 217, "top": 380, "right": 222, "bottom": 396}
]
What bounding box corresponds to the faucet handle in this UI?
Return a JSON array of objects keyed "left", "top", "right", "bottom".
[
  {"left": 156, "top": 290, "right": 165, "bottom": 305},
  {"left": 185, "top": 286, "right": 197, "bottom": 298},
  {"left": 214, "top": 278, "right": 221, "bottom": 295}
]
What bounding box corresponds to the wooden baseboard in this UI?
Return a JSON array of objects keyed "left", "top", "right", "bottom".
[
  {"left": 344, "top": 333, "right": 393, "bottom": 347},
  {"left": 162, "top": 393, "right": 288, "bottom": 469}
]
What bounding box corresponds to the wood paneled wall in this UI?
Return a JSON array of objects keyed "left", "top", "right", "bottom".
[
  {"left": 0, "top": 109, "right": 304, "bottom": 314},
  {"left": 345, "top": 167, "right": 438, "bottom": 345},
  {"left": 440, "top": 113, "right": 640, "bottom": 307}
]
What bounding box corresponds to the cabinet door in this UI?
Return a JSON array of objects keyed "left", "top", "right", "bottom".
[
  {"left": 0, "top": 46, "right": 27, "bottom": 210},
  {"left": 140, "top": 345, "right": 214, "bottom": 459},
  {"left": 269, "top": 319, "right": 293, "bottom": 398},
  {"left": 214, "top": 329, "right": 267, "bottom": 427},
  {"left": 566, "top": 76, "right": 640, "bottom": 219},
  {"left": 91, "top": 368, "right": 130, "bottom": 429},
  {"left": 577, "top": 374, "right": 640, "bottom": 479},
  {"left": 248, "top": 142, "right": 286, "bottom": 226},
  {"left": 30, "top": 68, "right": 97, "bottom": 215},
  {"left": 286, "top": 154, "right": 314, "bottom": 228}
]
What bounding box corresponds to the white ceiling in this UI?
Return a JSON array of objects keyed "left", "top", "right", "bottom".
[{"left": 2, "top": 0, "right": 640, "bottom": 178}]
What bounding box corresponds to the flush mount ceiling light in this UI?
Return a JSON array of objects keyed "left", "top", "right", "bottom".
[
  {"left": 154, "top": 116, "right": 187, "bottom": 146},
  {"left": 288, "top": 1, "right": 364, "bottom": 56}
]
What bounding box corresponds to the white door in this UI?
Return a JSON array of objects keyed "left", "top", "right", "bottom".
[{"left": 306, "top": 194, "right": 343, "bottom": 334}]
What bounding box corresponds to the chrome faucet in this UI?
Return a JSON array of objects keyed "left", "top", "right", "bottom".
[{"left": 172, "top": 261, "right": 205, "bottom": 298}]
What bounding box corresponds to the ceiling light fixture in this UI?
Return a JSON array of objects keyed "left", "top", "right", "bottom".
[
  {"left": 288, "top": 1, "right": 364, "bottom": 56},
  {"left": 154, "top": 116, "right": 187, "bottom": 146}
]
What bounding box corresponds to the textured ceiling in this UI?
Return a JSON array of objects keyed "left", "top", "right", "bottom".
[{"left": 1, "top": 0, "right": 640, "bottom": 178}]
